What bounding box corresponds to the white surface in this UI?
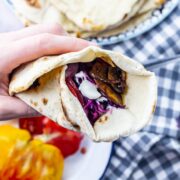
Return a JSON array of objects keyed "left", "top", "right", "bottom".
[{"left": 63, "top": 137, "right": 112, "bottom": 180}]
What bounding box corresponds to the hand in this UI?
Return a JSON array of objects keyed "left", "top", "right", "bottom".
[{"left": 0, "top": 24, "right": 94, "bottom": 120}]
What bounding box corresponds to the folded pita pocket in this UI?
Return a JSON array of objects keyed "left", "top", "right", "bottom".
[{"left": 9, "top": 47, "right": 157, "bottom": 141}]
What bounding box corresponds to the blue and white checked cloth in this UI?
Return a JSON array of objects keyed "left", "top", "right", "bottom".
[{"left": 102, "top": 3, "right": 180, "bottom": 180}]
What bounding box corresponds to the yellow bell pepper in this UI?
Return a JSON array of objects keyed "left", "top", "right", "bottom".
[{"left": 0, "top": 125, "right": 64, "bottom": 180}]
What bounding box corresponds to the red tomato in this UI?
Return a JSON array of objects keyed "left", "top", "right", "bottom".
[
  {"left": 19, "top": 117, "right": 44, "bottom": 135},
  {"left": 19, "top": 117, "right": 83, "bottom": 158},
  {"left": 43, "top": 119, "right": 83, "bottom": 157},
  {"left": 66, "top": 77, "right": 85, "bottom": 106}
]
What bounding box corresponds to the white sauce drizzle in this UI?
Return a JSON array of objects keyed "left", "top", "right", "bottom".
[{"left": 79, "top": 80, "right": 101, "bottom": 99}]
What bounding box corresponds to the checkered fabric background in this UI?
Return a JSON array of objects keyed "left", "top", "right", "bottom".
[{"left": 101, "top": 3, "right": 180, "bottom": 180}]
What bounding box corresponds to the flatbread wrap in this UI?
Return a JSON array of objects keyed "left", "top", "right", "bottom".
[{"left": 9, "top": 46, "right": 157, "bottom": 141}]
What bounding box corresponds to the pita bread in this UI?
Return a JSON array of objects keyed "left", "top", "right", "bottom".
[
  {"left": 13, "top": 0, "right": 165, "bottom": 37},
  {"left": 12, "top": 0, "right": 52, "bottom": 23},
  {"left": 50, "top": 0, "right": 144, "bottom": 31},
  {"left": 91, "top": 0, "right": 165, "bottom": 38},
  {"left": 79, "top": 11, "right": 152, "bottom": 38},
  {"left": 14, "top": 0, "right": 145, "bottom": 33},
  {"left": 13, "top": 0, "right": 81, "bottom": 32},
  {"left": 78, "top": 0, "right": 165, "bottom": 38},
  {"left": 72, "top": 0, "right": 164, "bottom": 38},
  {"left": 9, "top": 47, "right": 157, "bottom": 141}
]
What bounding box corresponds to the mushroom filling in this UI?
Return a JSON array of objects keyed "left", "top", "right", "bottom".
[{"left": 65, "top": 58, "right": 127, "bottom": 125}]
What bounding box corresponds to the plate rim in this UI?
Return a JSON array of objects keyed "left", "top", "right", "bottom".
[
  {"left": 99, "top": 142, "right": 114, "bottom": 179},
  {"left": 62, "top": 139, "right": 113, "bottom": 180}
]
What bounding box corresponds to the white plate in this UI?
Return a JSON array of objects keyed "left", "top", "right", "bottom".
[{"left": 63, "top": 137, "right": 112, "bottom": 180}]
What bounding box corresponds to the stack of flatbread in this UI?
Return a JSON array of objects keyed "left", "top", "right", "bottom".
[{"left": 13, "top": 0, "right": 165, "bottom": 38}]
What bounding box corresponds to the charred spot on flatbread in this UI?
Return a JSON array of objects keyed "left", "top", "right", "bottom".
[
  {"left": 42, "top": 98, "right": 48, "bottom": 105},
  {"left": 43, "top": 57, "right": 48, "bottom": 61},
  {"left": 98, "top": 116, "right": 108, "bottom": 124},
  {"left": 72, "top": 124, "right": 81, "bottom": 131},
  {"left": 26, "top": 0, "right": 41, "bottom": 8},
  {"left": 30, "top": 100, "right": 38, "bottom": 107}
]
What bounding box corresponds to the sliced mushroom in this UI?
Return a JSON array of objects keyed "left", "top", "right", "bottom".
[
  {"left": 91, "top": 60, "right": 126, "bottom": 93},
  {"left": 107, "top": 66, "right": 122, "bottom": 83},
  {"left": 90, "top": 60, "right": 108, "bottom": 83},
  {"left": 95, "top": 79, "right": 123, "bottom": 106},
  {"left": 111, "top": 83, "right": 123, "bottom": 93}
]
